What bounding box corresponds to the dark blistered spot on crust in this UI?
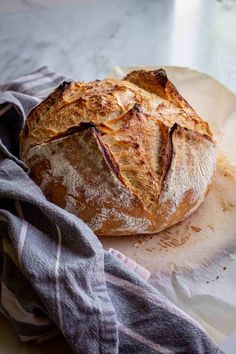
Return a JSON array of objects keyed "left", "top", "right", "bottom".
[
  {"left": 59, "top": 80, "right": 74, "bottom": 89},
  {"left": 132, "top": 103, "right": 143, "bottom": 113},
  {"left": 152, "top": 69, "right": 168, "bottom": 88}
]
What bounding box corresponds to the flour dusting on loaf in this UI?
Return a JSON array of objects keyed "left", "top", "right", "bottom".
[
  {"left": 158, "top": 126, "right": 216, "bottom": 221},
  {"left": 21, "top": 69, "right": 216, "bottom": 236}
]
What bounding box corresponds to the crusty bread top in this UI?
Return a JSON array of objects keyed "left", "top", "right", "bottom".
[{"left": 21, "top": 69, "right": 212, "bottom": 160}]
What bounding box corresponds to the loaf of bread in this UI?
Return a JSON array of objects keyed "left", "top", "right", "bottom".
[{"left": 20, "top": 69, "right": 216, "bottom": 236}]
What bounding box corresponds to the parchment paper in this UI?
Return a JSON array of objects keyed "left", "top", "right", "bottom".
[{"left": 101, "top": 66, "right": 236, "bottom": 345}]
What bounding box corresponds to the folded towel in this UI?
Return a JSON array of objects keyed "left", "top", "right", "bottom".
[{"left": 0, "top": 67, "right": 223, "bottom": 354}]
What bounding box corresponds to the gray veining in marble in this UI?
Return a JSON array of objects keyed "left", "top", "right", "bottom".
[{"left": 0, "top": 0, "right": 236, "bottom": 92}]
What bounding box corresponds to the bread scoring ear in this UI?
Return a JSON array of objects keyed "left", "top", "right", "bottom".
[
  {"left": 124, "top": 69, "right": 213, "bottom": 139},
  {"left": 124, "top": 69, "right": 191, "bottom": 110}
]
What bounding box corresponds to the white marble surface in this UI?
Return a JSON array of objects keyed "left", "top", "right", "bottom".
[{"left": 0, "top": 0, "right": 236, "bottom": 91}]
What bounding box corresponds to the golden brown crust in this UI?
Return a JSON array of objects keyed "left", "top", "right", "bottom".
[
  {"left": 124, "top": 69, "right": 187, "bottom": 108},
  {"left": 20, "top": 79, "right": 141, "bottom": 158},
  {"left": 21, "top": 69, "right": 216, "bottom": 236},
  {"left": 124, "top": 69, "right": 212, "bottom": 139},
  {"left": 98, "top": 105, "right": 172, "bottom": 212},
  {"left": 25, "top": 127, "right": 151, "bottom": 236}
]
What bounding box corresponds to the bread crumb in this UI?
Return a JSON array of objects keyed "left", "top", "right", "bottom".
[
  {"left": 191, "top": 225, "right": 202, "bottom": 232},
  {"left": 222, "top": 201, "right": 234, "bottom": 212},
  {"left": 207, "top": 224, "right": 214, "bottom": 230}
]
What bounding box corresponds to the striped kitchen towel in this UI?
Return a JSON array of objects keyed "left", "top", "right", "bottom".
[{"left": 0, "top": 67, "right": 223, "bottom": 354}]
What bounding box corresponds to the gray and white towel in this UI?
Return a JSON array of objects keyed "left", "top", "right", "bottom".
[{"left": 0, "top": 67, "right": 223, "bottom": 354}]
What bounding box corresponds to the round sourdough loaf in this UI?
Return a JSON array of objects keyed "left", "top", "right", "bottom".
[{"left": 20, "top": 69, "right": 216, "bottom": 236}]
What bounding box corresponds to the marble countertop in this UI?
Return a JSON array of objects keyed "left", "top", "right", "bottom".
[{"left": 0, "top": 0, "right": 236, "bottom": 92}]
